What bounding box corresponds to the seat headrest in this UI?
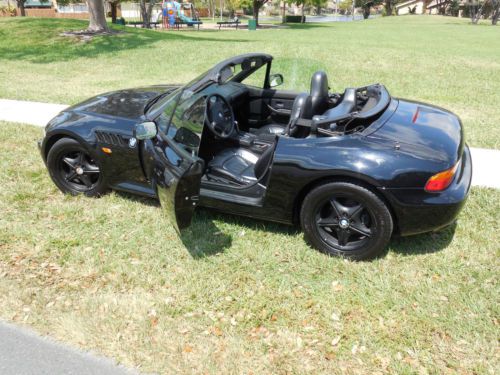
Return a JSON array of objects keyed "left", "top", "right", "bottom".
[
  {"left": 310, "top": 71, "right": 329, "bottom": 98},
  {"left": 343, "top": 88, "right": 356, "bottom": 104},
  {"left": 290, "top": 92, "right": 310, "bottom": 122}
]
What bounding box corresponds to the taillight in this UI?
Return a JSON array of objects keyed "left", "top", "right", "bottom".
[{"left": 425, "top": 162, "right": 460, "bottom": 192}]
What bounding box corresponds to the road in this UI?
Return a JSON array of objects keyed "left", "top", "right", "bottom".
[{"left": 0, "top": 321, "right": 137, "bottom": 375}]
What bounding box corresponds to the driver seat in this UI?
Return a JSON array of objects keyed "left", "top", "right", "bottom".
[{"left": 206, "top": 145, "right": 275, "bottom": 185}]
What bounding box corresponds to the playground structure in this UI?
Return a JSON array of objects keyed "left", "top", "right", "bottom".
[{"left": 162, "top": 1, "right": 202, "bottom": 28}]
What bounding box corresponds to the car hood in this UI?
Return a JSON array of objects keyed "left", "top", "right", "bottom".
[
  {"left": 65, "top": 85, "right": 180, "bottom": 121},
  {"left": 369, "top": 99, "right": 464, "bottom": 166}
]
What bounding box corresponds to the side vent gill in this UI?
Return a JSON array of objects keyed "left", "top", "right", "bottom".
[{"left": 95, "top": 131, "right": 129, "bottom": 147}]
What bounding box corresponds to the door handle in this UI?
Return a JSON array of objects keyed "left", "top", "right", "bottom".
[{"left": 267, "top": 104, "right": 291, "bottom": 115}]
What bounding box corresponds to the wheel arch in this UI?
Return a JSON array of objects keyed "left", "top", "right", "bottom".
[
  {"left": 292, "top": 174, "right": 399, "bottom": 234},
  {"left": 43, "top": 131, "right": 94, "bottom": 162}
]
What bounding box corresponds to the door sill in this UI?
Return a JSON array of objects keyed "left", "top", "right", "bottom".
[{"left": 200, "top": 188, "right": 263, "bottom": 207}]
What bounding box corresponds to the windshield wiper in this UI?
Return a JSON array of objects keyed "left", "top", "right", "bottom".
[{"left": 144, "top": 91, "right": 171, "bottom": 114}]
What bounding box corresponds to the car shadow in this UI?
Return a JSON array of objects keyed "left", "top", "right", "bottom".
[
  {"left": 180, "top": 210, "right": 233, "bottom": 258},
  {"left": 114, "top": 192, "right": 455, "bottom": 259},
  {"left": 387, "top": 222, "right": 457, "bottom": 257}
]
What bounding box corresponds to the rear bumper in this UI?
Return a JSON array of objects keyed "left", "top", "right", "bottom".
[{"left": 383, "top": 145, "right": 472, "bottom": 236}]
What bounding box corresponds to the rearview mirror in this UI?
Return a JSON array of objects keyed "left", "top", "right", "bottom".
[
  {"left": 134, "top": 121, "right": 157, "bottom": 140},
  {"left": 269, "top": 73, "right": 284, "bottom": 88}
]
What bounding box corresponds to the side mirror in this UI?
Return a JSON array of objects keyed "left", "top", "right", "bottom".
[
  {"left": 134, "top": 121, "right": 157, "bottom": 140},
  {"left": 269, "top": 73, "right": 284, "bottom": 88}
]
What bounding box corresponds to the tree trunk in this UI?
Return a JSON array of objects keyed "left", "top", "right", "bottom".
[
  {"left": 87, "top": 0, "right": 109, "bottom": 32},
  {"left": 253, "top": 0, "right": 259, "bottom": 26},
  {"left": 282, "top": 1, "right": 286, "bottom": 23},
  {"left": 301, "top": 3, "right": 305, "bottom": 23},
  {"left": 16, "top": 0, "right": 26, "bottom": 16},
  {"left": 140, "top": 0, "right": 155, "bottom": 28},
  {"left": 385, "top": 0, "right": 392, "bottom": 16},
  {"left": 470, "top": 2, "right": 485, "bottom": 24},
  {"left": 110, "top": 2, "right": 117, "bottom": 23},
  {"left": 363, "top": 5, "right": 370, "bottom": 19},
  {"left": 492, "top": 1, "right": 500, "bottom": 25}
]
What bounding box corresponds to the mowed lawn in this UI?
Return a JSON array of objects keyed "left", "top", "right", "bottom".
[
  {"left": 0, "top": 16, "right": 499, "bottom": 374},
  {"left": 0, "top": 16, "right": 499, "bottom": 148},
  {"left": 0, "top": 121, "right": 499, "bottom": 373}
]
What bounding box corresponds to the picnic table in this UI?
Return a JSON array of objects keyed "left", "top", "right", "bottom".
[{"left": 217, "top": 18, "right": 241, "bottom": 30}]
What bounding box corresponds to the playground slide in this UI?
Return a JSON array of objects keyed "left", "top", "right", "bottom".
[{"left": 179, "top": 13, "right": 200, "bottom": 24}]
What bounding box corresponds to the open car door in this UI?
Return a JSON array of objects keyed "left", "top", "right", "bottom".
[{"left": 154, "top": 134, "right": 204, "bottom": 231}]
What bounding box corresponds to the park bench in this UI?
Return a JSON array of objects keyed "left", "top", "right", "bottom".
[
  {"left": 128, "top": 12, "right": 161, "bottom": 29},
  {"left": 174, "top": 18, "right": 203, "bottom": 30},
  {"left": 217, "top": 18, "right": 241, "bottom": 30}
]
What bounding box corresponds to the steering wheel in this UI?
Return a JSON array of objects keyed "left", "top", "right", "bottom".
[{"left": 205, "top": 94, "right": 235, "bottom": 139}]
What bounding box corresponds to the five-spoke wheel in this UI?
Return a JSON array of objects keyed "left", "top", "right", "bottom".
[
  {"left": 47, "top": 138, "right": 107, "bottom": 197},
  {"left": 301, "top": 181, "right": 393, "bottom": 260}
]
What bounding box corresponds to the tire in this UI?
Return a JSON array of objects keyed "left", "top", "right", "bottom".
[
  {"left": 300, "top": 181, "right": 393, "bottom": 261},
  {"left": 47, "top": 138, "right": 107, "bottom": 197}
]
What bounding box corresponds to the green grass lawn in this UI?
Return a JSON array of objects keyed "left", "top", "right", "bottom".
[
  {"left": 0, "top": 16, "right": 499, "bottom": 148},
  {"left": 0, "top": 15, "right": 499, "bottom": 374},
  {"left": 0, "top": 121, "right": 499, "bottom": 373}
]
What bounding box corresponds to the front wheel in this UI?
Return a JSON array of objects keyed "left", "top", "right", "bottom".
[
  {"left": 47, "top": 138, "right": 107, "bottom": 197},
  {"left": 300, "top": 182, "right": 393, "bottom": 261}
]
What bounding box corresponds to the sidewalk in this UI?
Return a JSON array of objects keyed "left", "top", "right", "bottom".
[
  {"left": 1, "top": 98, "right": 499, "bottom": 189},
  {"left": 0, "top": 321, "right": 137, "bottom": 375}
]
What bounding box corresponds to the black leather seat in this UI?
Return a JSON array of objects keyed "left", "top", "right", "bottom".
[
  {"left": 310, "top": 71, "right": 330, "bottom": 116},
  {"left": 206, "top": 145, "right": 275, "bottom": 185},
  {"left": 253, "top": 70, "right": 329, "bottom": 136},
  {"left": 251, "top": 123, "right": 286, "bottom": 136}
]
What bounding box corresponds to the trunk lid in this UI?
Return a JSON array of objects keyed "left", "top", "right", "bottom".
[{"left": 369, "top": 99, "right": 464, "bottom": 166}]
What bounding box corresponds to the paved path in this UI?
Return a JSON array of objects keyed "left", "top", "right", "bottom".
[
  {"left": 0, "top": 321, "right": 137, "bottom": 375},
  {"left": 1, "top": 98, "right": 499, "bottom": 189}
]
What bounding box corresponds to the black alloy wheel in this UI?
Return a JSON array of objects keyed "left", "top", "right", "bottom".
[
  {"left": 301, "top": 181, "right": 393, "bottom": 260},
  {"left": 47, "top": 138, "right": 107, "bottom": 197}
]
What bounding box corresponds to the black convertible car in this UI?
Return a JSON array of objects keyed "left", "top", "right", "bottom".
[{"left": 39, "top": 53, "right": 472, "bottom": 260}]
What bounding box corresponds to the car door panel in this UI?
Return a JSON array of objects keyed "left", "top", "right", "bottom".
[
  {"left": 246, "top": 86, "right": 299, "bottom": 126},
  {"left": 141, "top": 134, "right": 204, "bottom": 231}
]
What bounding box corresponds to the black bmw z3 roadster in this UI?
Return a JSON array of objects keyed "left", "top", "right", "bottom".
[{"left": 39, "top": 53, "right": 472, "bottom": 260}]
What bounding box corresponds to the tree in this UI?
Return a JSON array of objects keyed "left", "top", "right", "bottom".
[
  {"left": 252, "top": 0, "right": 270, "bottom": 25},
  {"left": 339, "top": 0, "right": 353, "bottom": 14},
  {"left": 355, "top": 0, "right": 382, "bottom": 18},
  {"left": 310, "top": 0, "right": 328, "bottom": 15},
  {"left": 139, "top": 0, "right": 156, "bottom": 28},
  {"left": 384, "top": 0, "right": 394, "bottom": 15},
  {"left": 57, "top": 0, "right": 109, "bottom": 32},
  {"left": 16, "top": 0, "right": 26, "bottom": 16},
  {"left": 491, "top": 0, "right": 500, "bottom": 24},
  {"left": 108, "top": 0, "right": 121, "bottom": 23},
  {"left": 469, "top": 0, "right": 486, "bottom": 24},
  {"left": 87, "top": 0, "right": 109, "bottom": 31}
]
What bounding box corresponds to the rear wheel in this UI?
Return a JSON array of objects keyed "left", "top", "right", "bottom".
[
  {"left": 47, "top": 138, "right": 107, "bottom": 197},
  {"left": 300, "top": 182, "right": 393, "bottom": 260}
]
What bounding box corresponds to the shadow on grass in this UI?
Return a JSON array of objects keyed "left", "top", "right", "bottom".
[
  {"left": 180, "top": 209, "right": 234, "bottom": 258},
  {"left": 0, "top": 18, "right": 249, "bottom": 64},
  {"left": 115, "top": 192, "right": 455, "bottom": 259},
  {"left": 282, "top": 23, "right": 332, "bottom": 30},
  {"left": 388, "top": 222, "right": 456, "bottom": 256}
]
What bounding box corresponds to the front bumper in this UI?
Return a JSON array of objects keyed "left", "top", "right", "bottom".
[{"left": 384, "top": 145, "right": 473, "bottom": 236}]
